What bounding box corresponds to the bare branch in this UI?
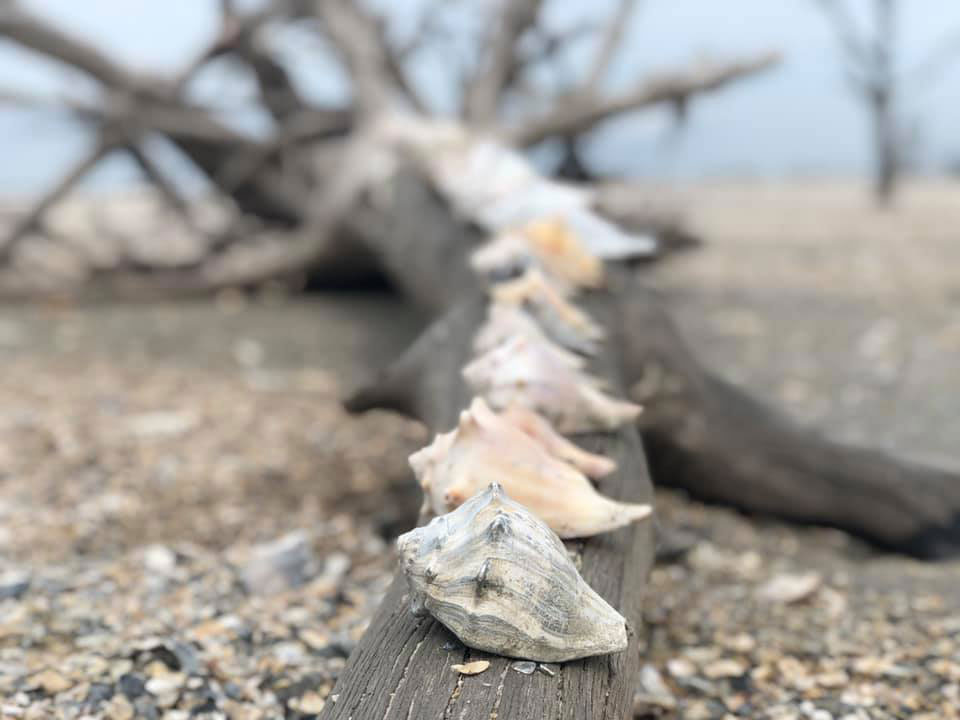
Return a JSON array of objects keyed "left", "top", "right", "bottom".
[
  {"left": 506, "top": 51, "right": 782, "bottom": 147},
  {"left": 0, "top": 0, "right": 162, "bottom": 92},
  {"left": 811, "top": 0, "right": 872, "bottom": 69},
  {"left": 584, "top": 0, "right": 640, "bottom": 89},
  {"left": 0, "top": 140, "right": 115, "bottom": 261},
  {"left": 314, "top": 0, "right": 425, "bottom": 115},
  {"left": 126, "top": 143, "right": 194, "bottom": 222},
  {"left": 463, "top": 0, "right": 543, "bottom": 124}
]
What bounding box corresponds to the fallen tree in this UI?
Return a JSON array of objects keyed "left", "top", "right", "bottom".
[{"left": 0, "top": 0, "right": 776, "bottom": 293}]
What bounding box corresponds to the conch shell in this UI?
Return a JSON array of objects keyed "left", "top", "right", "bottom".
[
  {"left": 523, "top": 217, "right": 604, "bottom": 289},
  {"left": 409, "top": 398, "right": 648, "bottom": 537},
  {"left": 397, "top": 482, "right": 629, "bottom": 662},
  {"left": 473, "top": 304, "right": 585, "bottom": 369},
  {"left": 491, "top": 268, "right": 603, "bottom": 354},
  {"left": 470, "top": 219, "right": 604, "bottom": 291},
  {"left": 463, "top": 335, "right": 642, "bottom": 433},
  {"left": 498, "top": 403, "right": 615, "bottom": 478}
]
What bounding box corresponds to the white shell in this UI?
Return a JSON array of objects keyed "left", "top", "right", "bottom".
[
  {"left": 490, "top": 268, "right": 603, "bottom": 354},
  {"left": 463, "top": 336, "right": 642, "bottom": 433},
  {"left": 409, "top": 398, "right": 649, "bottom": 537},
  {"left": 473, "top": 304, "right": 585, "bottom": 369},
  {"left": 498, "top": 403, "right": 616, "bottom": 478},
  {"left": 471, "top": 219, "right": 604, "bottom": 291},
  {"left": 397, "top": 483, "right": 629, "bottom": 662}
]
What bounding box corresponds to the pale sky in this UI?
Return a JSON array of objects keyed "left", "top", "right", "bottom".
[{"left": 0, "top": 0, "right": 958, "bottom": 193}]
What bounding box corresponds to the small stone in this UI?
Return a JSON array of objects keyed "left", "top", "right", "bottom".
[
  {"left": 294, "top": 692, "right": 326, "bottom": 714},
  {"left": 118, "top": 673, "right": 147, "bottom": 700},
  {"left": 538, "top": 664, "right": 556, "bottom": 677},
  {"left": 128, "top": 412, "right": 198, "bottom": 439},
  {"left": 241, "top": 531, "right": 317, "bottom": 594},
  {"left": 452, "top": 660, "right": 490, "bottom": 675},
  {"left": 85, "top": 683, "right": 115, "bottom": 706},
  {"left": 104, "top": 695, "right": 135, "bottom": 720},
  {"left": 511, "top": 661, "right": 537, "bottom": 675},
  {"left": 0, "top": 570, "right": 30, "bottom": 600},
  {"left": 667, "top": 658, "right": 696, "bottom": 678},
  {"left": 27, "top": 669, "right": 73, "bottom": 694},
  {"left": 703, "top": 658, "right": 747, "bottom": 679},
  {"left": 145, "top": 672, "right": 185, "bottom": 696},
  {"left": 757, "top": 572, "right": 821, "bottom": 604},
  {"left": 815, "top": 670, "right": 850, "bottom": 688},
  {"left": 134, "top": 696, "right": 159, "bottom": 720},
  {"left": 683, "top": 700, "right": 713, "bottom": 720},
  {"left": 633, "top": 664, "right": 676, "bottom": 710},
  {"left": 719, "top": 633, "right": 756, "bottom": 653}
]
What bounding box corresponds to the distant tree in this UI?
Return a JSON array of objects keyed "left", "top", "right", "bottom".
[{"left": 813, "top": 0, "right": 960, "bottom": 205}]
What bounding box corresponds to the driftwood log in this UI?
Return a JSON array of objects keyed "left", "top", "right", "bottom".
[
  {"left": 322, "top": 291, "right": 654, "bottom": 719},
  {"left": 344, "top": 175, "right": 960, "bottom": 560}
]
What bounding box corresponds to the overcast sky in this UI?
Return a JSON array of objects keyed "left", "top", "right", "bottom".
[{"left": 1, "top": 0, "right": 958, "bottom": 194}]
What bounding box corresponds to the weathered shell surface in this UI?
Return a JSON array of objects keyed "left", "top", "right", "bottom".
[
  {"left": 408, "top": 398, "right": 649, "bottom": 537},
  {"left": 523, "top": 217, "right": 604, "bottom": 289},
  {"left": 470, "top": 220, "right": 604, "bottom": 291},
  {"left": 491, "top": 269, "right": 603, "bottom": 354},
  {"left": 396, "top": 483, "right": 629, "bottom": 662},
  {"left": 472, "top": 308, "right": 585, "bottom": 370},
  {"left": 498, "top": 403, "right": 616, "bottom": 478},
  {"left": 463, "top": 336, "right": 641, "bottom": 433}
]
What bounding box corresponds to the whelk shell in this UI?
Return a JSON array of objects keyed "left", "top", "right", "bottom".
[
  {"left": 397, "top": 483, "right": 629, "bottom": 662},
  {"left": 463, "top": 336, "right": 642, "bottom": 433},
  {"left": 409, "top": 398, "right": 649, "bottom": 537},
  {"left": 490, "top": 268, "right": 603, "bottom": 354}
]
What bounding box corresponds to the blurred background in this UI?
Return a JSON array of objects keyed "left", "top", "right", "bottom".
[{"left": 0, "top": 1, "right": 959, "bottom": 718}]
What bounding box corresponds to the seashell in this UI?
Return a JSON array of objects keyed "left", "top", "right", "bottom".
[
  {"left": 409, "top": 398, "right": 649, "bottom": 537},
  {"left": 491, "top": 268, "right": 603, "bottom": 354},
  {"left": 473, "top": 304, "right": 585, "bottom": 369},
  {"left": 396, "top": 482, "right": 629, "bottom": 662},
  {"left": 498, "top": 403, "right": 616, "bottom": 478},
  {"left": 470, "top": 231, "right": 533, "bottom": 282},
  {"left": 522, "top": 217, "right": 604, "bottom": 289},
  {"left": 463, "top": 336, "right": 641, "bottom": 433},
  {"left": 470, "top": 219, "right": 604, "bottom": 291}
]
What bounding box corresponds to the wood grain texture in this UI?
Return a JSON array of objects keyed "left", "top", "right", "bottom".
[{"left": 322, "top": 289, "right": 654, "bottom": 719}]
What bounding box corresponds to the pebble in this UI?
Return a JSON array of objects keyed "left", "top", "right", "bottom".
[
  {"left": 757, "top": 572, "right": 822, "bottom": 604},
  {"left": 511, "top": 661, "right": 537, "bottom": 675},
  {"left": 0, "top": 569, "right": 30, "bottom": 600},
  {"left": 703, "top": 659, "right": 747, "bottom": 679},
  {"left": 241, "top": 531, "right": 317, "bottom": 595},
  {"left": 26, "top": 669, "right": 73, "bottom": 695},
  {"left": 667, "top": 658, "right": 697, "bottom": 678},
  {"left": 118, "top": 673, "right": 147, "bottom": 700},
  {"left": 452, "top": 660, "right": 490, "bottom": 675},
  {"left": 292, "top": 692, "right": 326, "bottom": 714}
]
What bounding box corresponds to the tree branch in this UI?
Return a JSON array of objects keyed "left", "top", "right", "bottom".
[
  {"left": 0, "top": 0, "right": 164, "bottom": 93},
  {"left": 462, "top": 0, "right": 543, "bottom": 124},
  {"left": 506, "top": 51, "right": 781, "bottom": 147},
  {"left": 0, "top": 139, "right": 115, "bottom": 262},
  {"left": 314, "top": 0, "right": 425, "bottom": 115},
  {"left": 584, "top": 0, "right": 640, "bottom": 89}
]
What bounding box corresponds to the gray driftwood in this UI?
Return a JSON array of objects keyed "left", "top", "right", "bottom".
[{"left": 322, "top": 287, "right": 654, "bottom": 719}]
